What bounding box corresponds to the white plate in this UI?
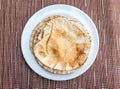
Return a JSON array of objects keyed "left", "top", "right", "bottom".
[{"left": 21, "top": 4, "right": 99, "bottom": 81}]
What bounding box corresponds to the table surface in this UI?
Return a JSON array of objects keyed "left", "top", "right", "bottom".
[{"left": 0, "top": 0, "right": 120, "bottom": 88}]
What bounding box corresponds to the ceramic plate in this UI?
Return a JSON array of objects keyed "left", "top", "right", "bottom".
[{"left": 21, "top": 4, "right": 99, "bottom": 81}]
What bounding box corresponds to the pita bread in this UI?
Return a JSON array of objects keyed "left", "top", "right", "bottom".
[{"left": 30, "top": 16, "right": 91, "bottom": 74}]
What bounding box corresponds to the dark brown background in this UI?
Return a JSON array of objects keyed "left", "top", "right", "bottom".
[{"left": 0, "top": 0, "right": 120, "bottom": 88}]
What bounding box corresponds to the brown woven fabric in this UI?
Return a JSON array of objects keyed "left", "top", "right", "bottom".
[{"left": 0, "top": 0, "right": 120, "bottom": 88}]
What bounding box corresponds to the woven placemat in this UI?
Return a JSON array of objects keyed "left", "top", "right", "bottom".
[{"left": 0, "top": 0, "right": 119, "bottom": 88}]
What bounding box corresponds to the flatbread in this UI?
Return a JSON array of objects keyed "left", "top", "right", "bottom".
[{"left": 30, "top": 16, "right": 91, "bottom": 74}]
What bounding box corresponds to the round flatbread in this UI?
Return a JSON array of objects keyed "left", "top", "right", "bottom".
[{"left": 30, "top": 16, "right": 91, "bottom": 74}]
